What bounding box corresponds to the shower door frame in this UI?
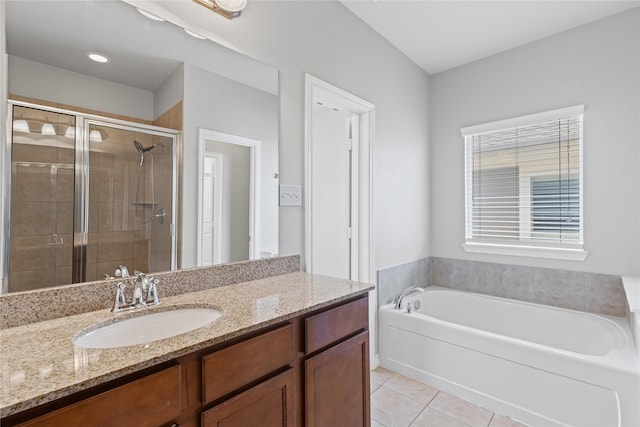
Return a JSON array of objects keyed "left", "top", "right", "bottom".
[{"left": 2, "top": 100, "right": 179, "bottom": 291}]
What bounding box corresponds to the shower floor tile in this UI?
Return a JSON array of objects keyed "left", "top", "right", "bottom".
[{"left": 370, "top": 367, "right": 528, "bottom": 427}]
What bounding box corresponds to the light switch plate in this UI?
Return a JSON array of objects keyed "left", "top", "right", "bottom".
[{"left": 279, "top": 184, "right": 302, "bottom": 207}]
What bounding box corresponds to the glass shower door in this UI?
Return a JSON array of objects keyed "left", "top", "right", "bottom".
[
  {"left": 9, "top": 105, "right": 76, "bottom": 292},
  {"left": 7, "top": 103, "right": 177, "bottom": 292},
  {"left": 85, "top": 122, "right": 175, "bottom": 281}
]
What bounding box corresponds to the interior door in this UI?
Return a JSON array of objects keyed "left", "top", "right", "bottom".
[{"left": 310, "top": 104, "right": 356, "bottom": 280}]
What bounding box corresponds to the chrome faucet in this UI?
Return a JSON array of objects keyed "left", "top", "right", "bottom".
[
  {"left": 394, "top": 286, "right": 424, "bottom": 310},
  {"left": 115, "top": 265, "right": 130, "bottom": 279},
  {"left": 110, "top": 266, "right": 161, "bottom": 312}
]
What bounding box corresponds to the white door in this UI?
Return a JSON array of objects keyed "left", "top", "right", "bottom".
[
  {"left": 305, "top": 75, "right": 375, "bottom": 362},
  {"left": 310, "top": 104, "right": 357, "bottom": 280},
  {"left": 201, "top": 154, "right": 223, "bottom": 266}
]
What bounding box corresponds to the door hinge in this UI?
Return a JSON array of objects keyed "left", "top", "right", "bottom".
[
  {"left": 347, "top": 227, "right": 352, "bottom": 239},
  {"left": 347, "top": 138, "right": 353, "bottom": 151}
]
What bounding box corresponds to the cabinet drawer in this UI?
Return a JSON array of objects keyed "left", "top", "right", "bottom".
[
  {"left": 201, "top": 369, "right": 295, "bottom": 427},
  {"left": 304, "top": 297, "right": 368, "bottom": 354},
  {"left": 18, "top": 365, "right": 181, "bottom": 427},
  {"left": 202, "top": 324, "right": 293, "bottom": 404}
]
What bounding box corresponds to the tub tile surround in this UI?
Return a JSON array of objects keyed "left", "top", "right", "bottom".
[
  {"left": 0, "top": 255, "right": 301, "bottom": 328},
  {"left": 370, "top": 367, "right": 527, "bottom": 427},
  {"left": 377, "top": 258, "right": 431, "bottom": 306},
  {"left": 378, "top": 257, "right": 627, "bottom": 317}
]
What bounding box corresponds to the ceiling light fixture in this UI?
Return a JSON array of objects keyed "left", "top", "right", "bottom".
[
  {"left": 89, "top": 129, "right": 103, "bottom": 143},
  {"left": 64, "top": 126, "right": 75, "bottom": 139},
  {"left": 184, "top": 28, "right": 207, "bottom": 40},
  {"left": 137, "top": 8, "right": 165, "bottom": 22},
  {"left": 192, "top": 0, "right": 246, "bottom": 19},
  {"left": 88, "top": 52, "right": 109, "bottom": 63},
  {"left": 41, "top": 122, "right": 56, "bottom": 136},
  {"left": 12, "top": 119, "right": 30, "bottom": 133},
  {"left": 215, "top": 0, "right": 247, "bottom": 12}
]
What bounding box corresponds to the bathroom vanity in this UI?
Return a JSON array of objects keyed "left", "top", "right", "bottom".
[{"left": 0, "top": 272, "right": 373, "bottom": 427}]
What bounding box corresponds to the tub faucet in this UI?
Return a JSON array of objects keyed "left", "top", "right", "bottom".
[{"left": 394, "top": 286, "right": 424, "bottom": 310}]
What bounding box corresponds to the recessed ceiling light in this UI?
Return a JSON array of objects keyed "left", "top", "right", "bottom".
[
  {"left": 87, "top": 52, "right": 109, "bottom": 63},
  {"left": 184, "top": 28, "right": 206, "bottom": 40},
  {"left": 137, "top": 8, "right": 165, "bottom": 22}
]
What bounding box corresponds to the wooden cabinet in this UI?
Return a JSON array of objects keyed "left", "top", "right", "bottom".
[
  {"left": 304, "top": 298, "right": 370, "bottom": 427},
  {"left": 202, "top": 369, "right": 295, "bottom": 427},
  {"left": 202, "top": 325, "right": 293, "bottom": 404},
  {"left": 304, "top": 297, "right": 368, "bottom": 354},
  {"left": 16, "top": 365, "right": 181, "bottom": 427},
  {"left": 5, "top": 295, "right": 370, "bottom": 427},
  {"left": 305, "top": 332, "right": 370, "bottom": 427}
]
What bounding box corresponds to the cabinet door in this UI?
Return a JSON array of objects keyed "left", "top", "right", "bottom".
[
  {"left": 201, "top": 369, "right": 295, "bottom": 427},
  {"left": 305, "top": 331, "right": 370, "bottom": 427}
]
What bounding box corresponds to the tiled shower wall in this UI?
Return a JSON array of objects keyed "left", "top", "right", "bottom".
[{"left": 377, "top": 257, "right": 627, "bottom": 317}]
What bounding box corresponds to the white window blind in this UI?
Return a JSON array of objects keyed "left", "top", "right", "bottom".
[{"left": 461, "top": 105, "right": 586, "bottom": 259}]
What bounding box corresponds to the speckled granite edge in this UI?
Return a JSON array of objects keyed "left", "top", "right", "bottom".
[
  {"left": 0, "top": 255, "right": 301, "bottom": 329},
  {"left": 0, "top": 272, "right": 373, "bottom": 418}
]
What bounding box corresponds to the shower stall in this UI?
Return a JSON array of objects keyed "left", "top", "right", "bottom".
[{"left": 3, "top": 102, "right": 178, "bottom": 293}]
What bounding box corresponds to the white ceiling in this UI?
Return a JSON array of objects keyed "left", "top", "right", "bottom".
[
  {"left": 341, "top": 1, "right": 640, "bottom": 75},
  {"left": 5, "top": 1, "right": 277, "bottom": 94}
]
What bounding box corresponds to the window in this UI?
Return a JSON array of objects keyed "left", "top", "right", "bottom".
[{"left": 461, "top": 105, "right": 587, "bottom": 260}]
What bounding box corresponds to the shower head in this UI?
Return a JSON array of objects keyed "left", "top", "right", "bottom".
[
  {"left": 133, "top": 140, "right": 163, "bottom": 153},
  {"left": 134, "top": 140, "right": 145, "bottom": 153}
]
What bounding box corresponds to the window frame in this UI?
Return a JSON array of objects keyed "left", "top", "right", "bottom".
[{"left": 461, "top": 105, "right": 588, "bottom": 261}]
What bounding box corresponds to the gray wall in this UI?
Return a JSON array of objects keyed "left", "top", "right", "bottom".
[
  {"left": 205, "top": 140, "right": 251, "bottom": 263},
  {"left": 182, "top": 62, "right": 279, "bottom": 267},
  {"left": 154, "top": 64, "right": 184, "bottom": 119},
  {"left": 430, "top": 9, "right": 640, "bottom": 276},
  {"left": 8, "top": 56, "right": 155, "bottom": 120},
  {"left": 189, "top": 1, "right": 433, "bottom": 273}
]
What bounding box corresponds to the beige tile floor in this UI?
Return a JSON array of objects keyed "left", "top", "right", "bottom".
[{"left": 371, "top": 367, "right": 528, "bottom": 427}]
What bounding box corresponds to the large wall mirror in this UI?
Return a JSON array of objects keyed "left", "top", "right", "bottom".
[{"left": 2, "top": 0, "right": 279, "bottom": 293}]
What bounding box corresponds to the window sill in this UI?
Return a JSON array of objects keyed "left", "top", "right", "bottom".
[{"left": 462, "top": 242, "right": 589, "bottom": 261}]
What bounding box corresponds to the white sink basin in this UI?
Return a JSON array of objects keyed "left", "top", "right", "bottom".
[{"left": 74, "top": 307, "right": 222, "bottom": 349}]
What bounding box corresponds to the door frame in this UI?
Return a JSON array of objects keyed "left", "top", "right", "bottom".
[
  {"left": 197, "top": 128, "right": 261, "bottom": 266},
  {"left": 304, "top": 74, "right": 375, "bottom": 286}
]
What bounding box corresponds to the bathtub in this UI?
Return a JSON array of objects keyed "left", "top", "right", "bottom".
[{"left": 379, "top": 287, "right": 640, "bottom": 427}]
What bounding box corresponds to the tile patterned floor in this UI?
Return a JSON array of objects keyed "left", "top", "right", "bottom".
[{"left": 370, "top": 367, "right": 528, "bottom": 427}]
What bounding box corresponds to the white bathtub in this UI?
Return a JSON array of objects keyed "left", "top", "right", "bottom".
[{"left": 379, "top": 287, "right": 640, "bottom": 427}]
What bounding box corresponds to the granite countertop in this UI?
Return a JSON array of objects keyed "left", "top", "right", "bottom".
[{"left": 0, "top": 272, "right": 373, "bottom": 418}]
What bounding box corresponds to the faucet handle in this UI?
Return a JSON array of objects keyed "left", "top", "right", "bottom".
[
  {"left": 146, "top": 278, "right": 160, "bottom": 305},
  {"left": 111, "top": 282, "right": 128, "bottom": 312},
  {"left": 115, "top": 265, "right": 130, "bottom": 278}
]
